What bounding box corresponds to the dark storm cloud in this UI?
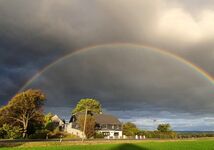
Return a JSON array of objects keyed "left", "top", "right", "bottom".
[
  {"left": 181, "top": 42, "right": 214, "bottom": 75},
  {"left": 24, "top": 46, "right": 214, "bottom": 114},
  {"left": 0, "top": 0, "right": 76, "bottom": 102},
  {"left": 1, "top": 0, "right": 214, "bottom": 130}
]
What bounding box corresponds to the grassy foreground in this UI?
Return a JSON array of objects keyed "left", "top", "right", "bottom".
[{"left": 1, "top": 139, "right": 214, "bottom": 150}]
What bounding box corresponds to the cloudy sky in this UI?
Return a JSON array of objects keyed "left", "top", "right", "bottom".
[{"left": 1, "top": 0, "right": 214, "bottom": 131}]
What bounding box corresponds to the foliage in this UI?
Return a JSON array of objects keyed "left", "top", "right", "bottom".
[
  {"left": 77, "top": 114, "right": 96, "bottom": 139},
  {"left": 27, "top": 115, "right": 45, "bottom": 136},
  {"left": 28, "top": 128, "right": 78, "bottom": 139},
  {"left": 44, "top": 113, "right": 54, "bottom": 125},
  {"left": 45, "top": 122, "right": 57, "bottom": 132},
  {"left": 0, "top": 108, "right": 8, "bottom": 127},
  {"left": 28, "top": 129, "right": 49, "bottom": 139},
  {"left": 0, "top": 127, "right": 6, "bottom": 139},
  {"left": 0, "top": 124, "right": 22, "bottom": 139},
  {"left": 138, "top": 130, "right": 214, "bottom": 139},
  {"left": 94, "top": 132, "right": 105, "bottom": 138},
  {"left": 122, "top": 122, "right": 140, "bottom": 136},
  {"left": 28, "top": 113, "right": 67, "bottom": 139},
  {"left": 0, "top": 89, "right": 46, "bottom": 138},
  {"left": 72, "top": 98, "right": 102, "bottom": 114},
  {"left": 177, "top": 132, "right": 214, "bottom": 138},
  {"left": 45, "top": 128, "right": 78, "bottom": 139},
  {"left": 139, "top": 130, "right": 177, "bottom": 139},
  {"left": 48, "top": 131, "right": 64, "bottom": 139},
  {"left": 44, "top": 113, "right": 57, "bottom": 131},
  {"left": 157, "top": 123, "right": 172, "bottom": 132}
]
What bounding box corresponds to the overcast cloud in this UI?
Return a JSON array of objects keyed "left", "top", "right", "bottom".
[{"left": 0, "top": 0, "right": 214, "bottom": 130}]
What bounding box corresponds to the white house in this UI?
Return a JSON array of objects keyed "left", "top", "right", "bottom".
[{"left": 64, "top": 112, "right": 123, "bottom": 139}]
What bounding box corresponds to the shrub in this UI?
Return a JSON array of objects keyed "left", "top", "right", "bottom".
[
  {"left": 45, "top": 122, "right": 57, "bottom": 131},
  {"left": 94, "top": 132, "right": 105, "bottom": 138},
  {"left": 28, "top": 129, "right": 49, "bottom": 139},
  {"left": 139, "top": 130, "right": 177, "bottom": 139},
  {"left": 0, "top": 124, "right": 22, "bottom": 139},
  {"left": 0, "top": 127, "right": 7, "bottom": 139}
]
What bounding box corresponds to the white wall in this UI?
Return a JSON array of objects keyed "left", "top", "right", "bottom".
[
  {"left": 99, "top": 130, "right": 123, "bottom": 139},
  {"left": 65, "top": 123, "right": 123, "bottom": 139},
  {"left": 65, "top": 123, "right": 85, "bottom": 138}
]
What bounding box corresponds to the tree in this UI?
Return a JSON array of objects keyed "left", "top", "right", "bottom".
[
  {"left": 72, "top": 98, "right": 102, "bottom": 114},
  {"left": 123, "top": 122, "right": 140, "bottom": 136},
  {"left": 77, "top": 114, "right": 96, "bottom": 139},
  {"left": 157, "top": 123, "right": 172, "bottom": 132},
  {"left": 0, "top": 89, "right": 45, "bottom": 138}
]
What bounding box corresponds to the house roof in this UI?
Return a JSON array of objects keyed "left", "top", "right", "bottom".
[
  {"left": 73, "top": 112, "right": 121, "bottom": 125},
  {"left": 51, "top": 115, "right": 64, "bottom": 125},
  {"left": 93, "top": 113, "right": 121, "bottom": 124}
]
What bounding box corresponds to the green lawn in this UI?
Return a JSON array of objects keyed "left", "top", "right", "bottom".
[{"left": 1, "top": 139, "right": 214, "bottom": 150}]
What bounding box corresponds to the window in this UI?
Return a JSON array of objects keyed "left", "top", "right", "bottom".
[
  {"left": 101, "top": 124, "right": 107, "bottom": 129},
  {"left": 116, "top": 125, "right": 121, "bottom": 130},
  {"left": 114, "top": 132, "right": 119, "bottom": 136},
  {"left": 103, "top": 132, "right": 110, "bottom": 136}
]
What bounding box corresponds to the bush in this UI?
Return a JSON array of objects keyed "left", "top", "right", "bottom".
[
  {"left": 45, "top": 129, "right": 79, "bottom": 139},
  {"left": 47, "top": 130, "right": 63, "bottom": 139},
  {"left": 94, "top": 132, "right": 105, "bottom": 138},
  {"left": 46, "top": 128, "right": 65, "bottom": 139},
  {"left": 177, "top": 132, "right": 214, "bottom": 138},
  {"left": 0, "top": 127, "right": 7, "bottom": 139},
  {"left": 139, "top": 131, "right": 177, "bottom": 139},
  {"left": 0, "top": 124, "right": 22, "bottom": 139},
  {"left": 61, "top": 132, "right": 79, "bottom": 139},
  {"left": 28, "top": 129, "right": 49, "bottom": 139},
  {"left": 45, "top": 122, "right": 57, "bottom": 131}
]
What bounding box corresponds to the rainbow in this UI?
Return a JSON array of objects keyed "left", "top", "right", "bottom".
[{"left": 19, "top": 43, "right": 214, "bottom": 92}]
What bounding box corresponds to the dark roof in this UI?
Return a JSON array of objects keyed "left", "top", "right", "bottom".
[
  {"left": 93, "top": 114, "right": 121, "bottom": 124},
  {"left": 72, "top": 112, "right": 121, "bottom": 124}
]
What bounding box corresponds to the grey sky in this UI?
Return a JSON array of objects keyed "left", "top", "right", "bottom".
[{"left": 0, "top": 0, "right": 214, "bottom": 130}]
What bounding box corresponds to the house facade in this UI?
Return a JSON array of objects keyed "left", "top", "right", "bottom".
[
  {"left": 51, "top": 115, "right": 65, "bottom": 131},
  {"left": 64, "top": 112, "right": 123, "bottom": 139}
]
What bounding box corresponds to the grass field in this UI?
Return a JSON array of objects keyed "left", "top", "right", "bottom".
[{"left": 1, "top": 139, "right": 214, "bottom": 150}]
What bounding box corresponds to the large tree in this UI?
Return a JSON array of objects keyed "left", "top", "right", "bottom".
[
  {"left": 72, "top": 98, "right": 102, "bottom": 114},
  {"left": 0, "top": 89, "right": 45, "bottom": 138}
]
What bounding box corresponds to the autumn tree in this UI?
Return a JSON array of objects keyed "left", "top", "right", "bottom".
[
  {"left": 123, "top": 122, "right": 140, "bottom": 136},
  {"left": 72, "top": 98, "right": 102, "bottom": 114},
  {"left": 77, "top": 114, "right": 96, "bottom": 139},
  {"left": 0, "top": 89, "right": 45, "bottom": 138}
]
